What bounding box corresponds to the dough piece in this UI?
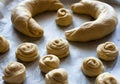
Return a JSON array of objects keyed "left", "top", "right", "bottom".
[
  {"left": 0, "top": 35, "right": 9, "bottom": 53},
  {"left": 39, "top": 55, "right": 60, "bottom": 73},
  {"left": 2, "top": 62, "right": 26, "bottom": 84},
  {"left": 16, "top": 42, "right": 39, "bottom": 62},
  {"left": 46, "top": 38, "right": 69, "bottom": 58},
  {"left": 96, "top": 72, "right": 119, "bottom": 84},
  {"left": 56, "top": 8, "right": 72, "bottom": 26},
  {"left": 11, "top": 0, "right": 64, "bottom": 37},
  {"left": 97, "top": 42, "right": 119, "bottom": 61},
  {"left": 81, "top": 57, "right": 104, "bottom": 77},
  {"left": 45, "top": 68, "right": 68, "bottom": 84},
  {"left": 65, "top": 0, "right": 118, "bottom": 42}
]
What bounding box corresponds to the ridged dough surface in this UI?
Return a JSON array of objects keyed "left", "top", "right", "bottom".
[
  {"left": 81, "top": 57, "right": 104, "bottom": 77},
  {"left": 56, "top": 8, "right": 72, "bottom": 26},
  {"left": 45, "top": 68, "right": 68, "bottom": 84},
  {"left": 65, "top": 0, "right": 118, "bottom": 42},
  {"left": 39, "top": 55, "right": 60, "bottom": 73},
  {"left": 2, "top": 62, "right": 26, "bottom": 84},
  {"left": 46, "top": 38, "right": 69, "bottom": 58},
  {"left": 0, "top": 35, "right": 9, "bottom": 53},
  {"left": 97, "top": 42, "right": 119, "bottom": 61},
  {"left": 11, "top": 0, "right": 64, "bottom": 37},
  {"left": 16, "top": 42, "right": 39, "bottom": 62}
]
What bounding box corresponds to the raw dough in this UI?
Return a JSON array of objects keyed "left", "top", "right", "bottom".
[{"left": 39, "top": 54, "right": 60, "bottom": 73}]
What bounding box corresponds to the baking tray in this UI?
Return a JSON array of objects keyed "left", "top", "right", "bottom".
[{"left": 0, "top": 0, "right": 120, "bottom": 84}]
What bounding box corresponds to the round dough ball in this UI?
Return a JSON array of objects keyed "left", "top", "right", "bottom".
[
  {"left": 45, "top": 68, "right": 68, "bottom": 84},
  {"left": 96, "top": 72, "right": 119, "bottom": 84},
  {"left": 39, "top": 54, "right": 60, "bottom": 73},
  {"left": 0, "top": 35, "right": 9, "bottom": 53},
  {"left": 2, "top": 62, "right": 26, "bottom": 84},
  {"left": 46, "top": 38, "right": 69, "bottom": 58},
  {"left": 56, "top": 8, "right": 72, "bottom": 26},
  {"left": 97, "top": 42, "right": 119, "bottom": 61},
  {"left": 81, "top": 57, "right": 104, "bottom": 77},
  {"left": 16, "top": 42, "right": 39, "bottom": 62}
]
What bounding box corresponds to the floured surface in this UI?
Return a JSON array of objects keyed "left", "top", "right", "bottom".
[{"left": 0, "top": 0, "right": 120, "bottom": 84}]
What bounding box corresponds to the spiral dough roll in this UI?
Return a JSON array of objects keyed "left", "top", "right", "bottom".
[
  {"left": 0, "top": 35, "right": 9, "bottom": 53},
  {"left": 46, "top": 38, "right": 69, "bottom": 58},
  {"left": 56, "top": 8, "right": 72, "bottom": 26},
  {"left": 45, "top": 68, "right": 68, "bottom": 84},
  {"left": 81, "top": 57, "right": 104, "bottom": 77},
  {"left": 39, "top": 55, "right": 60, "bottom": 73},
  {"left": 2, "top": 62, "right": 26, "bottom": 84},
  {"left": 97, "top": 42, "right": 119, "bottom": 61},
  {"left": 16, "top": 42, "right": 39, "bottom": 62}
]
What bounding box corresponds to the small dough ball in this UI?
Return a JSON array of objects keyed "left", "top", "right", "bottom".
[
  {"left": 16, "top": 42, "right": 39, "bottom": 62},
  {"left": 0, "top": 35, "right": 9, "bottom": 53},
  {"left": 97, "top": 42, "right": 119, "bottom": 61},
  {"left": 46, "top": 38, "right": 69, "bottom": 58},
  {"left": 45, "top": 68, "right": 68, "bottom": 84},
  {"left": 39, "top": 54, "right": 60, "bottom": 73},
  {"left": 56, "top": 8, "right": 72, "bottom": 26},
  {"left": 2, "top": 62, "right": 26, "bottom": 84},
  {"left": 96, "top": 72, "right": 119, "bottom": 84},
  {"left": 81, "top": 57, "right": 104, "bottom": 77}
]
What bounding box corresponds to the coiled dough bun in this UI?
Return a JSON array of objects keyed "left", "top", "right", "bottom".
[
  {"left": 81, "top": 57, "right": 104, "bottom": 77},
  {"left": 65, "top": 0, "right": 118, "bottom": 42},
  {"left": 96, "top": 72, "right": 119, "bottom": 84},
  {"left": 0, "top": 35, "right": 9, "bottom": 53},
  {"left": 46, "top": 38, "right": 69, "bottom": 58},
  {"left": 2, "top": 62, "right": 26, "bottom": 84},
  {"left": 97, "top": 42, "right": 119, "bottom": 61},
  {"left": 11, "top": 0, "right": 64, "bottom": 37},
  {"left": 45, "top": 68, "right": 68, "bottom": 84},
  {"left": 56, "top": 8, "right": 72, "bottom": 26},
  {"left": 16, "top": 42, "right": 39, "bottom": 62},
  {"left": 39, "top": 55, "right": 60, "bottom": 73}
]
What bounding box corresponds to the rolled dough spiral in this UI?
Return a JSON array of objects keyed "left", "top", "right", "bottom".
[
  {"left": 11, "top": 0, "right": 64, "bottom": 37},
  {"left": 2, "top": 62, "right": 26, "bottom": 84},
  {"left": 97, "top": 42, "right": 119, "bottom": 61},
  {"left": 65, "top": 0, "right": 118, "bottom": 42},
  {"left": 16, "top": 42, "right": 39, "bottom": 62},
  {"left": 81, "top": 57, "right": 104, "bottom": 77},
  {"left": 39, "top": 55, "right": 60, "bottom": 73},
  {"left": 45, "top": 68, "right": 68, "bottom": 84}
]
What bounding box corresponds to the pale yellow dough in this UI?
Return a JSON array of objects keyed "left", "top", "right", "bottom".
[
  {"left": 56, "top": 8, "right": 72, "bottom": 26},
  {"left": 65, "top": 0, "right": 118, "bottom": 42},
  {"left": 97, "top": 42, "right": 119, "bottom": 61},
  {"left": 2, "top": 62, "right": 26, "bottom": 84},
  {"left": 0, "top": 35, "right": 9, "bottom": 53},
  {"left": 46, "top": 38, "right": 69, "bottom": 58},
  {"left": 11, "top": 0, "right": 64, "bottom": 37},
  {"left": 96, "top": 72, "right": 119, "bottom": 84},
  {"left": 39, "top": 55, "right": 60, "bottom": 73},
  {"left": 45, "top": 68, "right": 68, "bottom": 84},
  {"left": 81, "top": 57, "right": 104, "bottom": 77},
  {"left": 16, "top": 42, "right": 39, "bottom": 62}
]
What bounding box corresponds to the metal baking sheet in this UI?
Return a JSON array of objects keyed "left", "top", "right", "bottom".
[{"left": 0, "top": 0, "right": 120, "bottom": 84}]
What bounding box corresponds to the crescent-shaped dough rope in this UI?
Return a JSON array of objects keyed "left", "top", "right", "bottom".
[
  {"left": 16, "top": 42, "right": 39, "bottom": 62},
  {"left": 0, "top": 35, "right": 9, "bottom": 53},
  {"left": 39, "top": 55, "right": 60, "bottom": 73},
  {"left": 46, "top": 38, "right": 69, "bottom": 58},
  {"left": 96, "top": 72, "right": 119, "bottom": 84},
  {"left": 81, "top": 57, "right": 104, "bottom": 77},
  {"left": 2, "top": 62, "right": 26, "bottom": 84},
  {"left": 45, "top": 68, "right": 68, "bottom": 84},
  {"left": 65, "top": 0, "right": 118, "bottom": 42},
  {"left": 56, "top": 8, "right": 72, "bottom": 26},
  {"left": 11, "top": 0, "right": 64, "bottom": 37},
  {"left": 97, "top": 42, "right": 119, "bottom": 61}
]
